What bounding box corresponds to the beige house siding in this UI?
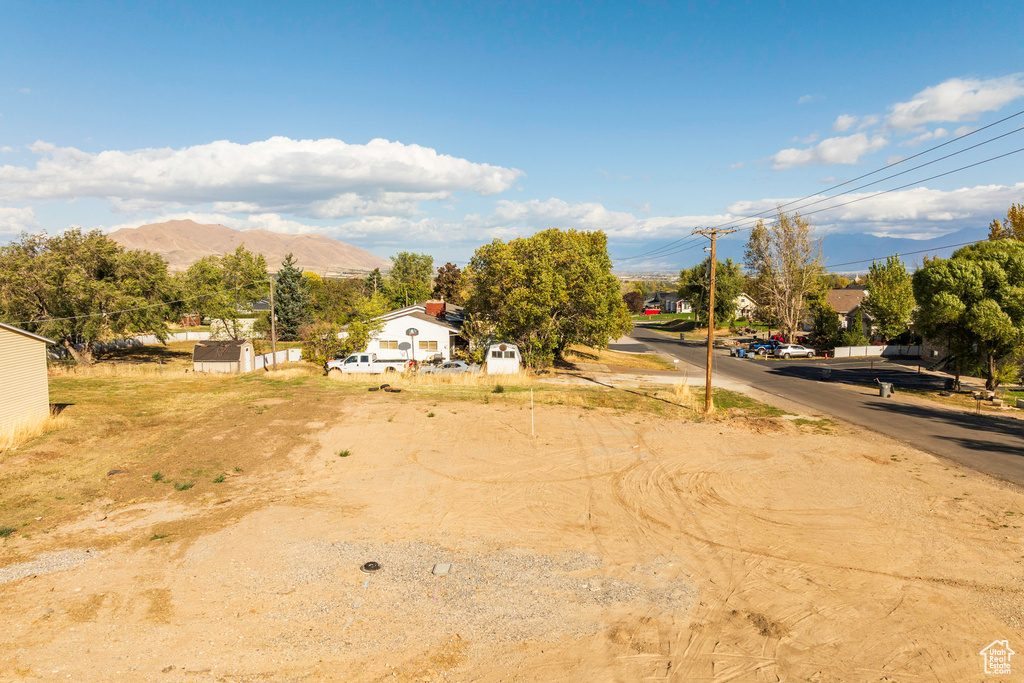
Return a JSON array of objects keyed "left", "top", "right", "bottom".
[{"left": 0, "top": 326, "right": 51, "bottom": 431}]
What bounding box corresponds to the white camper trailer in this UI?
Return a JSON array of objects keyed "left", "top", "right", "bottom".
[{"left": 485, "top": 343, "right": 522, "bottom": 375}]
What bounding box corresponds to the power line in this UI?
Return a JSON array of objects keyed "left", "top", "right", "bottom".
[
  {"left": 614, "top": 106, "right": 1024, "bottom": 264},
  {"left": 618, "top": 145, "right": 1024, "bottom": 265},
  {"left": 825, "top": 239, "right": 983, "bottom": 269}
]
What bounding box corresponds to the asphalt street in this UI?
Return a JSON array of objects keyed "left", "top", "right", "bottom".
[{"left": 628, "top": 325, "right": 1024, "bottom": 488}]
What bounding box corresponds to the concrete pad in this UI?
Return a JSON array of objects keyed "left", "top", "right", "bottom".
[{"left": 432, "top": 563, "right": 451, "bottom": 576}]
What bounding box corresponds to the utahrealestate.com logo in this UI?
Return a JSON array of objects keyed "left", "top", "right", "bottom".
[{"left": 980, "top": 640, "right": 1014, "bottom": 675}]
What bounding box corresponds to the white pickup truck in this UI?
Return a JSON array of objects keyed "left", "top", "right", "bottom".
[{"left": 325, "top": 353, "right": 412, "bottom": 375}]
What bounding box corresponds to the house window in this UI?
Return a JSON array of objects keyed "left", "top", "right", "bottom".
[
  {"left": 418, "top": 340, "right": 438, "bottom": 351},
  {"left": 491, "top": 350, "right": 502, "bottom": 358},
  {"left": 379, "top": 340, "right": 399, "bottom": 350},
  {"left": 504, "top": 351, "right": 516, "bottom": 358}
]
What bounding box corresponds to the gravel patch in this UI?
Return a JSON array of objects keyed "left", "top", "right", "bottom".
[
  {"left": 0, "top": 549, "right": 99, "bottom": 585},
  {"left": 264, "top": 539, "right": 693, "bottom": 655}
]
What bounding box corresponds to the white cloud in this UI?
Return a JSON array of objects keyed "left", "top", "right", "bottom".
[
  {"left": 0, "top": 146, "right": 14, "bottom": 153},
  {"left": 728, "top": 161, "right": 744, "bottom": 169},
  {"left": 771, "top": 133, "right": 889, "bottom": 169},
  {"left": 886, "top": 75, "right": 1024, "bottom": 130},
  {"left": 953, "top": 125, "right": 975, "bottom": 137},
  {"left": 798, "top": 94, "right": 822, "bottom": 105},
  {"left": 833, "top": 114, "right": 857, "bottom": 132},
  {"left": 0, "top": 206, "right": 38, "bottom": 233},
  {"left": 0, "top": 137, "right": 524, "bottom": 218},
  {"left": 899, "top": 128, "right": 948, "bottom": 147},
  {"left": 726, "top": 181, "right": 1024, "bottom": 239}
]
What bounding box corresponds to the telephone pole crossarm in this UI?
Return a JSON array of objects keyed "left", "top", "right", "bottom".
[{"left": 690, "top": 227, "right": 736, "bottom": 413}]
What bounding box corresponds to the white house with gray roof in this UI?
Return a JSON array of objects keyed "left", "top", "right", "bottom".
[{"left": 371, "top": 301, "right": 466, "bottom": 363}]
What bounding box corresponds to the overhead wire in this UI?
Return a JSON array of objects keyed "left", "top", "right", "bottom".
[{"left": 613, "top": 106, "right": 1024, "bottom": 264}]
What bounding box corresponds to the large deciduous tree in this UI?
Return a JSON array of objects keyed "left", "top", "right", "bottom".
[
  {"left": 622, "top": 291, "right": 644, "bottom": 314},
  {"left": 913, "top": 239, "right": 1024, "bottom": 391},
  {"left": 180, "top": 245, "right": 268, "bottom": 340},
  {"left": 678, "top": 257, "right": 743, "bottom": 327},
  {"left": 863, "top": 255, "right": 915, "bottom": 341},
  {"left": 386, "top": 252, "right": 434, "bottom": 308},
  {"left": 743, "top": 210, "right": 823, "bottom": 342},
  {"left": 432, "top": 262, "right": 466, "bottom": 304},
  {"left": 305, "top": 272, "right": 363, "bottom": 325},
  {"left": 0, "top": 229, "right": 175, "bottom": 363},
  {"left": 466, "top": 229, "right": 631, "bottom": 367},
  {"left": 272, "top": 253, "right": 312, "bottom": 340}
]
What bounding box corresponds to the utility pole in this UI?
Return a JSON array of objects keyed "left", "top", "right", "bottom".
[
  {"left": 691, "top": 227, "right": 736, "bottom": 413},
  {"left": 269, "top": 274, "right": 278, "bottom": 371}
]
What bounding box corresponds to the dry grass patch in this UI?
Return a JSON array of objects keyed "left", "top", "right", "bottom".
[
  {"left": 0, "top": 413, "right": 65, "bottom": 453},
  {"left": 564, "top": 344, "right": 677, "bottom": 371}
]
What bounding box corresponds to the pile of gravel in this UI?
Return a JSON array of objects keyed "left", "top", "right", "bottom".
[
  {"left": 0, "top": 549, "right": 98, "bottom": 585},
  {"left": 267, "top": 539, "right": 693, "bottom": 653}
]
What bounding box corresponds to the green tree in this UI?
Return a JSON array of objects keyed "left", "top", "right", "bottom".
[
  {"left": 913, "top": 239, "right": 1024, "bottom": 391},
  {"left": 386, "top": 252, "right": 434, "bottom": 308},
  {"left": 340, "top": 293, "right": 388, "bottom": 356},
  {"left": 743, "top": 209, "right": 823, "bottom": 342},
  {"left": 840, "top": 308, "right": 869, "bottom": 346},
  {"left": 989, "top": 203, "right": 1024, "bottom": 241},
  {"left": 622, "top": 291, "right": 644, "bottom": 314},
  {"left": 466, "top": 229, "right": 631, "bottom": 367},
  {"left": 305, "top": 272, "right": 363, "bottom": 325},
  {"left": 863, "top": 255, "right": 915, "bottom": 341},
  {"left": 300, "top": 321, "right": 345, "bottom": 366},
  {"left": 0, "top": 229, "right": 176, "bottom": 364},
  {"left": 272, "top": 253, "right": 312, "bottom": 340},
  {"left": 364, "top": 268, "right": 386, "bottom": 298},
  {"left": 180, "top": 245, "right": 268, "bottom": 339},
  {"left": 678, "top": 257, "right": 743, "bottom": 327},
  {"left": 810, "top": 302, "right": 843, "bottom": 350},
  {"left": 432, "top": 262, "right": 466, "bottom": 304}
]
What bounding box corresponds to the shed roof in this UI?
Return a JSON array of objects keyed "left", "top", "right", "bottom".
[
  {"left": 192, "top": 340, "right": 249, "bottom": 362},
  {"left": 0, "top": 322, "right": 55, "bottom": 345},
  {"left": 825, "top": 288, "right": 868, "bottom": 314}
]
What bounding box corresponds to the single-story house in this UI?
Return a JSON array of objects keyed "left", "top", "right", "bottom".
[
  {"left": 0, "top": 322, "right": 55, "bottom": 432},
  {"left": 826, "top": 287, "right": 874, "bottom": 336},
  {"left": 192, "top": 340, "right": 255, "bottom": 373},
  {"left": 371, "top": 301, "right": 466, "bottom": 362}
]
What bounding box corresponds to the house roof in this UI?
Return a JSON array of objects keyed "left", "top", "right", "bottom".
[
  {"left": 192, "top": 340, "right": 250, "bottom": 362},
  {"left": 826, "top": 288, "right": 868, "bottom": 314},
  {"left": 378, "top": 304, "right": 464, "bottom": 331},
  {"left": 0, "top": 322, "right": 55, "bottom": 345}
]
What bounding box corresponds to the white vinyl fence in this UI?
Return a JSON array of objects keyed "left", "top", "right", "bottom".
[
  {"left": 832, "top": 345, "right": 922, "bottom": 358},
  {"left": 254, "top": 348, "right": 303, "bottom": 369}
]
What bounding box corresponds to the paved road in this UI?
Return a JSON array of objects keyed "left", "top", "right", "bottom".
[{"left": 628, "top": 325, "right": 1024, "bottom": 487}]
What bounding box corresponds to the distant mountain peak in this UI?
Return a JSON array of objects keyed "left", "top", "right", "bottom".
[{"left": 109, "top": 220, "right": 392, "bottom": 274}]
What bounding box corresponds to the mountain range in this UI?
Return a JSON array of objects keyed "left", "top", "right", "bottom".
[{"left": 109, "top": 220, "right": 392, "bottom": 274}]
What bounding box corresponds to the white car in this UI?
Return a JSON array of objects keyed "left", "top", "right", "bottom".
[
  {"left": 420, "top": 360, "right": 481, "bottom": 374},
  {"left": 773, "top": 344, "right": 815, "bottom": 359}
]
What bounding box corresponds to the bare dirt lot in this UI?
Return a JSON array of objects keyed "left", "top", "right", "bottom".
[{"left": 2, "top": 369, "right": 1023, "bottom": 681}]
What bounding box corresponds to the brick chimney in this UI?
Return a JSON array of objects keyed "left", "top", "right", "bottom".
[{"left": 425, "top": 300, "right": 446, "bottom": 317}]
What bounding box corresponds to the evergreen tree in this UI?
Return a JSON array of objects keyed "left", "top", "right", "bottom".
[{"left": 273, "top": 253, "right": 312, "bottom": 340}]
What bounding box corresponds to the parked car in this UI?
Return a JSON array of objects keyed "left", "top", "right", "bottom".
[
  {"left": 748, "top": 340, "right": 780, "bottom": 355},
  {"left": 769, "top": 334, "right": 785, "bottom": 342},
  {"left": 773, "top": 344, "right": 815, "bottom": 359},
  {"left": 420, "top": 360, "right": 481, "bottom": 375},
  {"left": 325, "top": 353, "right": 413, "bottom": 374}
]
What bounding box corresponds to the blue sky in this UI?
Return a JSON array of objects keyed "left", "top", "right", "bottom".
[{"left": 1, "top": 1, "right": 1023, "bottom": 270}]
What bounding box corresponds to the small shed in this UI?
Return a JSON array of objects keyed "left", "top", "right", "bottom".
[
  {"left": 192, "top": 340, "right": 255, "bottom": 374},
  {"left": 0, "top": 322, "right": 55, "bottom": 432},
  {"left": 485, "top": 342, "right": 522, "bottom": 375}
]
